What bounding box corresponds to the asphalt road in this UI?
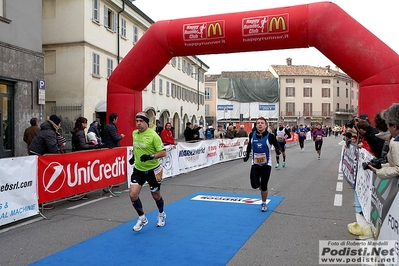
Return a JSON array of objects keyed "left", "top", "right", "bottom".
[{"left": 0, "top": 136, "right": 356, "bottom": 266}]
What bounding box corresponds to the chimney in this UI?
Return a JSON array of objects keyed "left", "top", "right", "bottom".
[
  {"left": 286, "top": 58, "right": 292, "bottom": 66},
  {"left": 335, "top": 65, "right": 340, "bottom": 72},
  {"left": 326, "top": 65, "right": 330, "bottom": 72}
]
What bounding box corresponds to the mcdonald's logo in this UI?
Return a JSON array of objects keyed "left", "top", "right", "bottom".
[
  {"left": 207, "top": 21, "right": 224, "bottom": 38},
  {"left": 269, "top": 15, "right": 288, "bottom": 33}
]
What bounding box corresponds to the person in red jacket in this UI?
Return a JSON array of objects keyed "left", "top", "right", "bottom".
[{"left": 160, "top": 122, "right": 177, "bottom": 145}]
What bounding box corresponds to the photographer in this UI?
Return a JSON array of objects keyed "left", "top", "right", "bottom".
[{"left": 366, "top": 104, "right": 399, "bottom": 179}]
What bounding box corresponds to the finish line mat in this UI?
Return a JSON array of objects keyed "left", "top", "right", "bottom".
[{"left": 31, "top": 192, "right": 284, "bottom": 266}]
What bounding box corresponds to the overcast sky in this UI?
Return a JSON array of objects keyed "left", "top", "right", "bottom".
[{"left": 133, "top": 0, "right": 399, "bottom": 74}]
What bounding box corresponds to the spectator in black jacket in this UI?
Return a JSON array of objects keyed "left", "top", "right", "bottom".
[
  {"left": 184, "top": 122, "right": 195, "bottom": 141},
  {"left": 29, "top": 114, "right": 62, "bottom": 155},
  {"left": 103, "top": 113, "right": 125, "bottom": 148},
  {"left": 72, "top": 117, "right": 97, "bottom": 151}
]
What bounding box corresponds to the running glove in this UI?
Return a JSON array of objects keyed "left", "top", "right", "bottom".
[{"left": 140, "top": 154, "right": 154, "bottom": 162}]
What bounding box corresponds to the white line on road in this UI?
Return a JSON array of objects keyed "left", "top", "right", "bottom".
[
  {"left": 336, "top": 182, "right": 343, "bottom": 192},
  {"left": 0, "top": 216, "right": 43, "bottom": 234},
  {"left": 337, "top": 173, "right": 343, "bottom": 180},
  {"left": 67, "top": 197, "right": 107, "bottom": 210},
  {"left": 334, "top": 194, "right": 342, "bottom": 206}
]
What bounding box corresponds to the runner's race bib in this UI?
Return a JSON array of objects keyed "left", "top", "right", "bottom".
[
  {"left": 254, "top": 153, "right": 267, "bottom": 165},
  {"left": 154, "top": 165, "right": 163, "bottom": 183}
]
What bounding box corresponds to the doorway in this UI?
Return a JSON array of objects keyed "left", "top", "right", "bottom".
[{"left": 0, "top": 82, "right": 14, "bottom": 158}]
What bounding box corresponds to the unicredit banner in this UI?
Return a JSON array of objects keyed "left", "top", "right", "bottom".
[{"left": 37, "top": 148, "right": 127, "bottom": 203}]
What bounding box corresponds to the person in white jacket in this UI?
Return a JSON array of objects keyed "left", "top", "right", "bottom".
[{"left": 368, "top": 103, "right": 399, "bottom": 179}]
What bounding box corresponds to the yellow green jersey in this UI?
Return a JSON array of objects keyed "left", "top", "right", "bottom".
[{"left": 132, "top": 128, "right": 165, "bottom": 171}]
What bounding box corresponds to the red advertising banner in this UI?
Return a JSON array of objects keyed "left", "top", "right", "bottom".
[{"left": 37, "top": 148, "right": 127, "bottom": 203}]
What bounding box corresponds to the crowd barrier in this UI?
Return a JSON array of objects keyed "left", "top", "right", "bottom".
[
  {"left": 341, "top": 143, "right": 399, "bottom": 261},
  {"left": 1, "top": 133, "right": 301, "bottom": 227}
]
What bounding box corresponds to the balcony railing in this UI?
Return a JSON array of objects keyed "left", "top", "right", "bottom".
[
  {"left": 280, "top": 111, "right": 334, "bottom": 117},
  {"left": 334, "top": 109, "right": 355, "bottom": 115}
]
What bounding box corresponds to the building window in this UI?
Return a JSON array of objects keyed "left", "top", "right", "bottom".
[
  {"left": 183, "top": 88, "right": 187, "bottom": 101},
  {"left": 107, "top": 58, "right": 113, "bottom": 78},
  {"left": 183, "top": 60, "right": 187, "bottom": 73},
  {"left": 151, "top": 79, "right": 156, "bottom": 93},
  {"left": 337, "top": 87, "right": 340, "bottom": 97},
  {"left": 322, "top": 103, "right": 330, "bottom": 116},
  {"left": 346, "top": 104, "right": 349, "bottom": 110},
  {"left": 205, "top": 104, "right": 210, "bottom": 116},
  {"left": 303, "top": 87, "right": 312, "bottom": 97},
  {"left": 303, "top": 79, "right": 312, "bottom": 84},
  {"left": 177, "top": 86, "right": 181, "bottom": 99},
  {"left": 120, "top": 18, "right": 126, "bottom": 38},
  {"left": 159, "top": 78, "right": 163, "bottom": 94},
  {"left": 286, "top": 102, "right": 295, "bottom": 116},
  {"left": 336, "top": 103, "right": 340, "bottom": 110},
  {"left": 189, "top": 65, "right": 194, "bottom": 77},
  {"left": 171, "top": 83, "right": 176, "bottom": 98},
  {"left": 177, "top": 57, "right": 181, "bottom": 70},
  {"left": 104, "top": 6, "right": 117, "bottom": 32},
  {"left": 346, "top": 88, "right": 348, "bottom": 98},
  {"left": 92, "top": 0, "right": 100, "bottom": 23},
  {"left": 205, "top": 87, "right": 212, "bottom": 100},
  {"left": 286, "top": 78, "right": 295, "bottom": 83},
  {"left": 171, "top": 57, "right": 176, "bottom": 67},
  {"left": 166, "top": 81, "right": 170, "bottom": 96},
  {"left": 92, "top": 53, "right": 100, "bottom": 77},
  {"left": 286, "top": 87, "right": 295, "bottom": 97},
  {"left": 133, "top": 26, "right": 138, "bottom": 43},
  {"left": 303, "top": 103, "right": 312, "bottom": 116},
  {"left": 322, "top": 79, "right": 330, "bottom": 84},
  {"left": 322, "top": 88, "right": 330, "bottom": 98}
]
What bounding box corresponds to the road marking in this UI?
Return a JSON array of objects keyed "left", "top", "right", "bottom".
[
  {"left": 334, "top": 194, "right": 342, "bottom": 206},
  {"left": 336, "top": 182, "right": 343, "bottom": 192},
  {"left": 67, "top": 197, "right": 107, "bottom": 210},
  {"left": 337, "top": 173, "right": 343, "bottom": 180},
  {"left": 0, "top": 217, "right": 43, "bottom": 234}
]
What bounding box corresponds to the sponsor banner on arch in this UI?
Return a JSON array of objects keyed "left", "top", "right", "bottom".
[{"left": 37, "top": 148, "right": 127, "bottom": 203}]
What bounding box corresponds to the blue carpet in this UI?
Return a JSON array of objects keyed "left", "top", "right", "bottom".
[{"left": 31, "top": 192, "right": 284, "bottom": 266}]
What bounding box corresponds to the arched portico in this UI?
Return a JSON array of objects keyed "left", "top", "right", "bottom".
[{"left": 108, "top": 2, "right": 399, "bottom": 146}]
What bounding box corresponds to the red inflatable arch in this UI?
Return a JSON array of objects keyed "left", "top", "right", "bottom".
[{"left": 108, "top": 1, "right": 399, "bottom": 146}]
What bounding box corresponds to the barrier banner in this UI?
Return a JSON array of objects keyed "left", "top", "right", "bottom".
[
  {"left": 378, "top": 193, "right": 399, "bottom": 264},
  {"left": 370, "top": 173, "right": 399, "bottom": 239},
  {"left": 204, "top": 140, "right": 220, "bottom": 167},
  {"left": 218, "top": 138, "right": 248, "bottom": 162},
  {"left": 159, "top": 144, "right": 180, "bottom": 178},
  {"left": 177, "top": 141, "right": 208, "bottom": 173},
  {"left": 286, "top": 132, "right": 296, "bottom": 143},
  {"left": 356, "top": 148, "right": 399, "bottom": 241},
  {"left": 355, "top": 148, "right": 374, "bottom": 223},
  {"left": 37, "top": 148, "right": 127, "bottom": 203},
  {"left": 0, "top": 156, "right": 38, "bottom": 226},
  {"left": 341, "top": 143, "right": 359, "bottom": 188}
]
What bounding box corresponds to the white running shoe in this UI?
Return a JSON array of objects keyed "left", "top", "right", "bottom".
[
  {"left": 132, "top": 216, "right": 148, "bottom": 231},
  {"left": 261, "top": 203, "right": 268, "bottom": 212},
  {"left": 157, "top": 212, "right": 166, "bottom": 227}
]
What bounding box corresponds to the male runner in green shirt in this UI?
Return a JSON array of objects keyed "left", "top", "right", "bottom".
[{"left": 129, "top": 111, "right": 167, "bottom": 232}]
